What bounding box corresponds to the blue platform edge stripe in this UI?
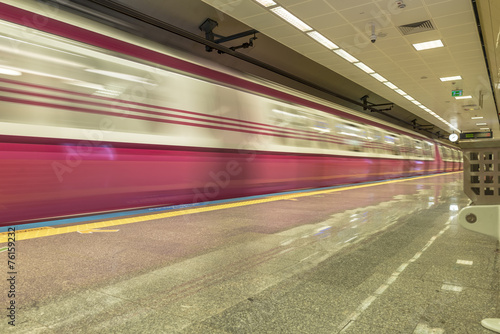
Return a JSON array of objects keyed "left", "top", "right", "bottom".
[{"left": 0, "top": 173, "right": 453, "bottom": 232}]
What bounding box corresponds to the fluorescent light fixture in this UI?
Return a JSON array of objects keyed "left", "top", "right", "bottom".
[
  {"left": 480, "top": 127, "right": 490, "bottom": 130},
  {"left": 395, "top": 89, "right": 407, "bottom": 95},
  {"left": 440, "top": 75, "right": 462, "bottom": 82},
  {"left": 354, "top": 62, "right": 375, "bottom": 73},
  {"left": 333, "top": 49, "right": 358, "bottom": 63},
  {"left": 412, "top": 39, "right": 444, "bottom": 51},
  {"left": 254, "top": 0, "right": 277, "bottom": 7},
  {"left": 270, "top": 7, "right": 312, "bottom": 31},
  {"left": 0, "top": 67, "right": 22, "bottom": 76},
  {"left": 476, "top": 122, "right": 487, "bottom": 126},
  {"left": 471, "top": 116, "right": 484, "bottom": 119},
  {"left": 307, "top": 31, "right": 338, "bottom": 49},
  {"left": 371, "top": 73, "right": 387, "bottom": 82},
  {"left": 404, "top": 95, "right": 415, "bottom": 101},
  {"left": 419, "top": 105, "right": 427, "bottom": 109},
  {"left": 455, "top": 95, "right": 472, "bottom": 99},
  {"left": 411, "top": 100, "right": 422, "bottom": 105},
  {"left": 384, "top": 81, "right": 398, "bottom": 89}
]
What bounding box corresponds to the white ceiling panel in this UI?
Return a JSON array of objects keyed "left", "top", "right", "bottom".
[
  {"left": 427, "top": 1, "right": 472, "bottom": 17},
  {"left": 306, "top": 12, "right": 349, "bottom": 29},
  {"left": 278, "top": 0, "right": 313, "bottom": 6},
  {"left": 288, "top": 1, "right": 335, "bottom": 19},
  {"left": 338, "top": 3, "right": 383, "bottom": 23},
  {"left": 387, "top": 7, "right": 430, "bottom": 26},
  {"left": 202, "top": 0, "right": 497, "bottom": 137},
  {"left": 323, "top": 0, "right": 375, "bottom": 12},
  {"left": 260, "top": 23, "right": 301, "bottom": 39}
]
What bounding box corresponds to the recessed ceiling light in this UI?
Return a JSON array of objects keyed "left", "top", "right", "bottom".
[
  {"left": 412, "top": 39, "right": 444, "bottom": 51},
  {"left": 455, "top": 95, "right": 472, "bottom": 99},
  {"left": 471, "top": 116, "right": 483, "bottom": 119},
  {"left": 270, "top": 7, "right": 312, "bottom": 32},
  {"left": 307, "top": 31, "right": 338, "bottom": 49},
  {"left": 354, "top": 62, "right": 375, "bottom": 73},
  {"left": 440, "top": 76, "right": 462, "bottom": 82},
  {"left": 370, "top": 73, "right": 387, "bottom": 82},
  {"left": 476, "top": 122, "right": 487, "bottom": 126},
  {"left": 254, "top": 0, "right": 277, "bottom": 7},
  {"left": 480, "top": 127, "right": 490, "bottom": 130},
  {"left": 395, "top": 89, "right": 407, "bottom": 95},
  {"left": 384, "top": 81, "right": 398, "bottom": 89},
  {"left": 411, "top": 100, "right": 422, "bottom": 105},
  {"left": 404, "top": 95, "right": 415, "bottom": 101},
  {"left": 333, "top": 49, "right": 358, "bottom": 63},
  {"left": 419, "top": 105, "right": 427, "bottom": 109}
]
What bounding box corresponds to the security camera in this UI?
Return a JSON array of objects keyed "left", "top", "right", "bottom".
[{"left": 370, "top": 22, "right": 377, "bottom": 43}]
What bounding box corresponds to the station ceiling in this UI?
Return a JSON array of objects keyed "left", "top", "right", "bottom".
[{"left": 80, "top": 0, "right": 500, "bottom": 141}]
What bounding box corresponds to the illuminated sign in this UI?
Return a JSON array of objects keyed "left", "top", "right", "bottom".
[
  {"left": 460, "top": 131, "right": 493, "bottom": 140},
  {"left": 451, "top": 90, "right": 463, "bottom": 97}
]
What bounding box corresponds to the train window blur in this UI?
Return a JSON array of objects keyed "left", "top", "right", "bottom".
[
  {"left": 336, "top": 122, "right": 367, "bottom": 152},
  {"left": 0, "top": 15, "right": 456, "bottom": 164},
  {"left": 423, "top": 141, "right": 434, "bottom": 158},
  {"left": 413, "top": 140, "right": 423, "bottom": 157},
  {"left": 400, "top": 136, "right": 412, "bottom": 157},
  {"left": 384, "top": 133, "right": 401, "bottom": 155},
  {"left": 310, "top": 116, "right": 331, "bottom": 149},
  {"left": 366, "top": 128, "right": 383, "bottom": 153}
]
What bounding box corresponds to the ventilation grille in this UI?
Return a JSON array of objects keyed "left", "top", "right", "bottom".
[{"left": 398, "top": 20, "right": 435, "bottom": 35}]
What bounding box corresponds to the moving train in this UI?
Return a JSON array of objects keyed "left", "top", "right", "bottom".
[{"left": 0, "top": 0, "right": 462, "bottom": 226}]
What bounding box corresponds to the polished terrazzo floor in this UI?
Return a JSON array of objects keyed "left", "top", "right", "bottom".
[{"left": 1, "top": 172, "right": 498, "bottom": 333}]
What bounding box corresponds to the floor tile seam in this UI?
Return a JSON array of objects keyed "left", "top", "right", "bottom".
[
  {"left": 99, "top": 245, "right": 297, "bottom": 307},
  {"left": 336, "top": 222, "right": 452, "bottom": 332},
  {"left": 17, "top": 289, "right": 139, "bottom": 325},
  {"left": 418, "top": 277, "right": 500, "bottom": 292},
  {"left": 339, "top": 319, "right": 404, "bottom": 333}
]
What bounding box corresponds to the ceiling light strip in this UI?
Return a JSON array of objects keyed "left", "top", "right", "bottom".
[
  {"left": 384, "top": 81, "right": 398, "bottom": 89},
  {"left": 354, "top": 62, "right": 375, "bottom": 73},
  {"left": 262, "top": 3, "right": 459, "bottom": 133},
  {"left": 333, "top": 49, "right": 358, "bottom": 63},
  {"left": 270, "top": 7, "right": 312, "bottom": 32},
  {"left": 412, "top": 39, "right": 444, "bottom": 51},
  {"left": 306, "top": 31, "right": 338, "bottom": 49},
  {"left": 440, "top": 75, "right": 462, "bottom": 82},
  {"left": 371, "top": 73, "right": 387, "bottom": 82},
  {"left": 254, "top": 0, "right": 277, "bottom": 7}
]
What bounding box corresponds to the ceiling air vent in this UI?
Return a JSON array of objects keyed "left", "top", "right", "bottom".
[{"left": 398, "top": 20, "right": 435, "bottom": 35}]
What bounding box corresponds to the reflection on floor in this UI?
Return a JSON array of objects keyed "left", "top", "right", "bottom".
[{"left": 1, "top": 172, "right": 498, "bottom": 333}]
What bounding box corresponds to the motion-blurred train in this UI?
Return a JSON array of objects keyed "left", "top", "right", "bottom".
[{"left": 0, "top": 0, "right": 462, "bottom": 226}]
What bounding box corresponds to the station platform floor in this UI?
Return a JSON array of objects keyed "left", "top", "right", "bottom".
[{"left": 1, "top": 171, "right": 499, "bottom": 333}]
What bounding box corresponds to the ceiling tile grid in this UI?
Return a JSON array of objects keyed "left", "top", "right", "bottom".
[{"left": 201, "top": 0, "right": 496, "bottom": 135}]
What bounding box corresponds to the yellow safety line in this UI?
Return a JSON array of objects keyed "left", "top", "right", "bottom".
[{"left": 0, "top": 171, "right": 462, "bottom": 243}]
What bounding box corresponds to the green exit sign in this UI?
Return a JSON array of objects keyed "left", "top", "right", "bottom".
[{"left": 452, "top": 90, "right": 463, "bottom": 97}]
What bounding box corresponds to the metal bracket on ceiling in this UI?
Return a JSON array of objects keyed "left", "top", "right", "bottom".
[
  {"left": 411, "top": 119, "right": 435, "bottom": 133},
  {"left": 199, "top": 18, "right": 258, "bottom": 53},
  {"left": 360, "top": 95, "right": 394, "bottom": 112}
]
